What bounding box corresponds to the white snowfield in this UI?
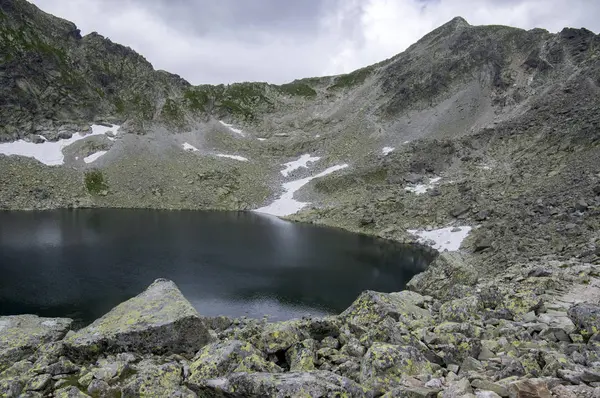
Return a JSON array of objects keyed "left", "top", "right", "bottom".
[
  {"left": 382, "top": 147, "right": 395, "bottom": 155},
  {"left": 0, "top": 124, "right": 120, "bottom": 166},
  {"left": 408, "top": 226, "right": 473, "bottom": 252},
  {"left": 183, "top": 142, "right": 199, "bottom": 152},
  {"left": 216, "top": 154, "right": 248, "bottom": 162},
  {"left": 405, "top": 177, "right": 442, "bottom": 195},
  {"left": 281, "top": 154, "right": 321, "bottom": 177},
  {"left": 219, "top": 121, "right": 244, "bottom": 136},
  {"left": 83, "top": 151, "right": 108, "bottom": 164},
  {"left": 255, "top": 164, "right": 348, "bottom": 217}
]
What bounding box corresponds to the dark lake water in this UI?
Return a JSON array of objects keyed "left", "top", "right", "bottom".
[{"left": 0, "top": 209, "right": 434, "bottom": 325}]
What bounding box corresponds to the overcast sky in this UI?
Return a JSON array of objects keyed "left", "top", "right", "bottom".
[{"left": 30, "top": 0, "right": 599, "bottom": 85}]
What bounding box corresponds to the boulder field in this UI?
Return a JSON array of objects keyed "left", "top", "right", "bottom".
[{"left": 2, "top": 254, "right": 600, "bottom": 397}]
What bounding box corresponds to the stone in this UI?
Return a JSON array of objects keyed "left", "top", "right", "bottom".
[
  {"left": 341, "top": 337, "right": 366, "bottom": 358},
  {"left": 286, "top": 339, "right": 317, "bottom": 371},
  {"left": 65, "top": 279, "right": 211, "bottom": 359},
  {"left": 191, "top": 371, "right": 370, "bottom": 397},
  {"left": 341, "top": 290, "right": 432, "bottom": 327},
  {"left": 407, "top": 252, "right": 478, "bottom": 300},
  {"left": 568, "top": 303, "right": 600, "bottom": 335},
  {"left": 54, "top": 386, "right": 92, "bottom": 397},
  {"left": 121, "top": 359, "right": 196, "bottom": 397},
  {"left": 439, "top": 296, "right": 483, "bottom": 323},
  {"left": 321, "top": 336, "right": 340, "bottom": 349},
  {"left": 450, "top": 204, "right": 471, "bottom": 218},
  {"left": 259, "top": 320, "right": 307, "bottom": 354},
  {"left": 471, "top": 379, "right": 508, "bottom": 397},
  {"left": 0, "top": 315, "right": 72, "bottom": 372},
  {"left": 460, "top": 357, "right": 484, "bottom": 374},
  {"left": 476, "top": 392, "right": 502, "bottom": 398},
  {"left": 188, "top": 340, "right": 280, "bottom": 383},
  {"left": 359, "top": 343, "right": 433, "bottom": 394},
  {"left": 507, "top": 379, "right": 552, "bottom": 398},
  {"left": 442, "top": 378, "right": 473, "bottom": 397},
  {"left": 382, "top": 386, "right": 440, "bottom": 397}
]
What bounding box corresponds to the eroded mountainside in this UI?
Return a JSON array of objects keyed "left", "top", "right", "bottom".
[{"left": 1, "top": 1, "right": 600, "bottom": 396}]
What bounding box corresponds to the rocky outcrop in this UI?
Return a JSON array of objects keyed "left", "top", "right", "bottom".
[
  {"left": 3, "top": 271, "right": 600, "bottom": 397},
  {"left": 0, "top": 315, "right": 72, "bottom": 372},
  {"left": 64, "top": 279, "right": 212, "bottom": 360}
]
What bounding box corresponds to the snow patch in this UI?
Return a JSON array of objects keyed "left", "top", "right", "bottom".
[
  {"left": 219, "top": 121, "right": 244, "bottom": 136},
  {"left": 257, "top": 138, "right": 267, "bottom": 141},
  {"left": 405, "top": 177, "right": 441, "bottom": 195},
  {"left": 408, "top": 226, "right": 472, "bottom": 252},
  {"left": 183, "top": 142, "right": 199, "bottom": 152},
  {"left": 255, "top": 164, "right": 348, "bottom": 217},
  {"left": 0, "top": 124, "right": 120, "bottom": 166},
  {"left": 382, "top": 146, "right": 395, "bottom": 155},
  {"left": 216, "top": 154, "right": 248, "bottom": 162},
  {"left": 281, "top": 154, "right": 321, "bottom": 177},
  {"left": 84, "top": 151, "right": 107, "bottom": 164}
]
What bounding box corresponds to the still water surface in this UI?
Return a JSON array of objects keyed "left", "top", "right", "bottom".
[{"left": 0, "top": 209, "right": 434, "bottom": 325}]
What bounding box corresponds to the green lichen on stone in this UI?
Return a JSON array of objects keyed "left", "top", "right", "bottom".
[{"left": 359, "top": 343, "right": 433, "bottom": 394}]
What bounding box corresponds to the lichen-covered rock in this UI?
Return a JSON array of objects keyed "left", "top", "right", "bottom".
[
  {"left": 439, "top": 296, "right": 484, "bottom": 323},
  {"left": 0, "top": 315, "right": 72, "bottom": 372},
  {"left": 341, "top": 290, "right": 432, "bottom": 328},
  {"left": 64, "top": 279, "right": 211, "bottom": 359},
  {"left": 407, "top": 252, "right": 478, "bottom": 300},
  {"left": 121, "top": 358, "right": 195, "bottom": 398},
  {"left": 568, "top": 303, "right": 600, "bottom": 336},
  {"left": 382, "top": 386, "right": 441, "bottom": 397},
  {"left": 359, "top": 342, "right": 433, "bottom": 394},
  {"left": 188, "top": 340, "right": 280, "bottom": 384},
  {"left": 259, "top": 320, "right": 307, "bottom": 354},
  {"left": 286, "top": 339, "right": 317, "bottom": 371},
  {"left": 191, "top": 371, "right": 371, "bottom": 397},
  {"left": 500, "top": 292, "right": 543, "bottom": 317},
  {"left": 54, "top": 386, "right": 92, "bottom": 397}
]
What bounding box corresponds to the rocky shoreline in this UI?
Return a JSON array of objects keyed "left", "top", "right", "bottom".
[{"left": 2, "top": 254, "right": 600, "bottom": 397}]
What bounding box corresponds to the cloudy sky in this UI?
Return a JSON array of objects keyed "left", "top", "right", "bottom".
[{"left": 30, "top": 0, "right": 599, "bottom": 85}]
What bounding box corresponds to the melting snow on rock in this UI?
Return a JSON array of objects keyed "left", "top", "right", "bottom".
[
  {"left": 281, "top": 154, "right": 321, "bottom": 177},
  {"left": 405, "top": 177, "right": 442, "bottom": 195},
  {"left": 408, "top": 226, "right": 472, "bottom": 252},
  {"left": 219, "top": 121, "right": 245, "bottom": 136},
  {"left": 382, "top": 147, "right": 395, "bottom": 155},
  {"left": 216, "top": 154, "right": 248, "bottom": 162},
  {"left": 0, "top": 124, "right": 120, "bottom": 166},
  {"left": 255, "top": 164, "right": 348, "bottom": 217},
  {"left": 84, "top": 151, "right": 107, "bottom": 164},
  {"left": 183, "top": 143, "right": 199, "bottom": 152}
]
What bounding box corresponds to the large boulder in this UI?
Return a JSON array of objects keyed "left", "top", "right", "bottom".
[
  {"left": 0, "top": 315, "right": 72, "bottom": 372},
  {"left": 340, "top": 290, "right": 432, "bottom": 328},
  {"left": 359, "top": 343, "right": 434, "bottom": 394},
  {"left": 64, "top": 279, "right": 211, "bottom": 359},
  {"left": 407, "top": 252, "right": 478, "bottom": 300},
  {"left": 190, "top": 371, "right": 371, "bottom": 397},
  {"left": 188, "top": 340, "right": 281, "bottom": 384},
  {"left": 568, "top": 303, "right": 600, "bottom": 335}
]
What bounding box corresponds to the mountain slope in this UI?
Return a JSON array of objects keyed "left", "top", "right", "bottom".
[{"left": 0, "top": 0, "right": 599, "bottom": 270}]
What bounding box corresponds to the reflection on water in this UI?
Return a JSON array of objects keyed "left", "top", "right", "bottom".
[{"left": 0, "top": 209, "right": 434, "bottom": 325}]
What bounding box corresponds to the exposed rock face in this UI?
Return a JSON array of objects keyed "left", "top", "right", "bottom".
[
  {"left": 65, "top": 279, "right": 211, "bottom": 359},
  {"left": 0, "top": 315, "right": 72, "bottom": 371}
]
